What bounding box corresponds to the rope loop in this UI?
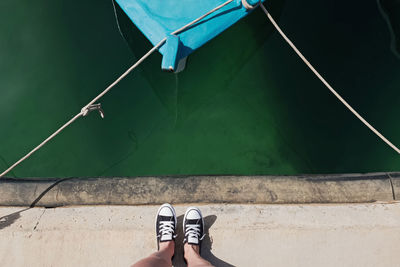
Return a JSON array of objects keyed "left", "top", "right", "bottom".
[
  {"left": 242, "top": 0, "right": 259, "bottom": 10},
  {"left": 81, "top": 103, "right": 105, "bottom": 118}
]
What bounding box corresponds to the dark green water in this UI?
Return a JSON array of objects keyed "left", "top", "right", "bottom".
[{"left": 0, "top": 0, "right": 399, "bottom": 178}]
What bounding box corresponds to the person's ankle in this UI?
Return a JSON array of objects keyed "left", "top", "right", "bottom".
[
  {"left": 184, "top": 243, "right": 200, "bottom": 259},
  {"left": 159, "top": 240, "right": 175, "bottom": 257}
]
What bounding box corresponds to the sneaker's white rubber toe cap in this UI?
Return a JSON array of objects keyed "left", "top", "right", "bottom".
[
  {"left": 158, "top": 203, "right": 175, "bottom": 217},
  {"left": 185, "top": 207, "right": 202, "bottom": 220}
]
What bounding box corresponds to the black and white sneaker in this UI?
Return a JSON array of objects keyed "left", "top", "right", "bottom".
[
  {"left": 156, "top": 203, "right": 177, "bottom": 250},
  {"left": 183, "top": 207, "right": 205, "bottom": 251}
]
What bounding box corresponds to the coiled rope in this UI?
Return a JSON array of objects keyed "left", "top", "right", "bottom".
[
  {"left": 259, "top": 2, "right": 400, "bottom": 154},
  {"left": 0, "top": 0, "right": 235, "bottom": 178}
]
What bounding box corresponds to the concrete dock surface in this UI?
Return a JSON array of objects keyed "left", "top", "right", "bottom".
[{"left": 1, "top": 203, "right": 399, "bottom": 267}]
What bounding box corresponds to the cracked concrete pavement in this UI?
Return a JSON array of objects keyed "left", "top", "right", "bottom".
[{"left": 1, "top": 203, "right": 400, "bottom": 267}]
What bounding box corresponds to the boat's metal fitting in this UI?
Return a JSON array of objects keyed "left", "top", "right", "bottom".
[{"left": 81, "top": 103, "right": 105, "bottom": 118}]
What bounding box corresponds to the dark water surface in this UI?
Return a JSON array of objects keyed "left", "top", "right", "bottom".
[{"left": 0, "top": 0, "right": 399, "bottom": 178}]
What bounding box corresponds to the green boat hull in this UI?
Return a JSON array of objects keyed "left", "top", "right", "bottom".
[{"left": 0, "top": 0, "right": 399, "bottom": 178}]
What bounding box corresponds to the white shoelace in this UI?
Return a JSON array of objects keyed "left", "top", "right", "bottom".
[
  {"left": 185, "top": 224, "right": 205, "bottom": 242},
  {"left": 158, "top": 221, "right": 176, "bottom": 239}
]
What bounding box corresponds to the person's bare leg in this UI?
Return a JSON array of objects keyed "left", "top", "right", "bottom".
[
  {"left": 184, "top": 244, "right": 214, "bottom": 267},
  {"left": 132, "top": 203, "right": 177, "bottom": 267},
  {"left": 131, "top": 241, "right": 174, "bottom": 267}
]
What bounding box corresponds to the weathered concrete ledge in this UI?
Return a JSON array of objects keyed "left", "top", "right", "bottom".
[
  {"left": 2, "top": 204, "right": 400, "bottom": 267},
  {"left": 0, "top": 173, "right": 399, "bottom": 206}
]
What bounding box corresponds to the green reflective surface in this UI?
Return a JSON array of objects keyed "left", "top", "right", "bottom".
[{"left": 0, "top": 0, "right": 399, "bottom": 178}]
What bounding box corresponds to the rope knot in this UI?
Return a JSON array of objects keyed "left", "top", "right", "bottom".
[{"left": 81, "top": 103, "right": 105, "bottom": 118}]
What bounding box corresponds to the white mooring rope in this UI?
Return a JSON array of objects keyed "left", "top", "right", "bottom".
[
  {"left": 259, "top": 2, "right": 400, "bottom": 154},
  {"left": 0, "top": 0, "right": 235, "bottom": 178}
]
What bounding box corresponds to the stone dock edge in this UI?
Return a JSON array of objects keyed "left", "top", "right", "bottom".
[{"left": 0, "top": 172, "right": 399, "bottom": 206}]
